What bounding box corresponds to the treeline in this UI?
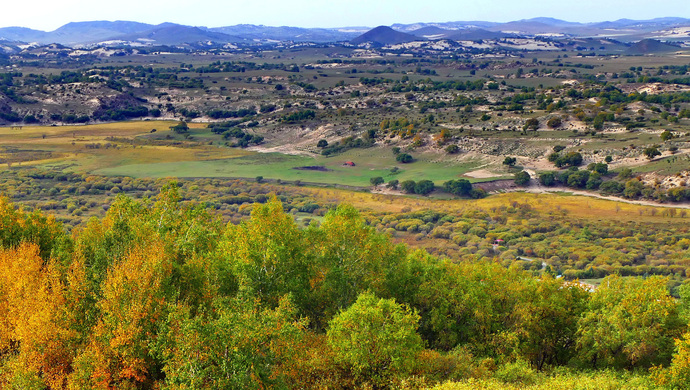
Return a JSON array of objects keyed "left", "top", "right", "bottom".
[{"left": 1, "top": 189, "right": 690, "bottom": 388}]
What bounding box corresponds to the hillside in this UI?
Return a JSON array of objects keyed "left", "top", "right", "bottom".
[
  {"left": 113, "top": 24, "right": 244, "bottom": 45},
  {"left": 209, "top": 24, "right": 360, "bottom": 42},
  {"left": 49, "top": 21, "right": 155, "bottom": 45},
  {"left": 626, "top": 38, "right": 681, "bottom": 54},
  {"left": 351, "top": 26, "right": 421, "bottom": 45}
]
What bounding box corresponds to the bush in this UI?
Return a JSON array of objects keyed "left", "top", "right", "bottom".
[
  {"left": 445, "top": 144, "right": 460, "bottom": 154},
  {"left": 547, "top": 117, "right": 562, "bottom": 129},
  {"left": 493, "top": 360, "right": 537, "bottom": 385}
]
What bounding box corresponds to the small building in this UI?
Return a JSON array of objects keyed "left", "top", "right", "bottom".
[{"left": 343, "top": 161, "right": 356, "bottom": 167}]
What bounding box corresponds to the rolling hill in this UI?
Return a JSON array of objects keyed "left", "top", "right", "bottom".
[
  {"left": 112, "top": 24, "right": 244, "bottom": 45},
  {"left": 351, "top": 26, "right": 421, "bottom": 46},
  {"left": 626, "top": 38, "right": 682, "bottom": 54}
]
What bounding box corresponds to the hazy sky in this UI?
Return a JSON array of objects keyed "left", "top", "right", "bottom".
[{"left": 1, "top": 0, "right": 689, "bottom": 30}]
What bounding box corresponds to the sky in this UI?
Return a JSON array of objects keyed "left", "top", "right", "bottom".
[{"left": 1, "top": 0, "right": 689, "bottom": 31}]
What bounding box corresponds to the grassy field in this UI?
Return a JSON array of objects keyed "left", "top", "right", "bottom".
[{"left": 0, "top": 121, "right": 504, "bottom": 187}]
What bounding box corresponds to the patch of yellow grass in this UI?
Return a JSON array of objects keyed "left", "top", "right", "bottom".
[{"left": 300, "top": 188, "right": 682, "bottom": 223}]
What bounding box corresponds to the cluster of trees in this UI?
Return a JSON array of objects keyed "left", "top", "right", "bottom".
[
  {"left": 538, "top": 165, "right": 605, "bottom": 191},
  {"left": 547, "top": 150, "right": 583, "bottom": 168},
  {"left": 220, "top": 127, "right": 264, "bottom": 147},
  {"left": 206, "top": 108, "right": 257, "bottom": 119},
  {"left": 400, "top": 179, "right": 436, "bottom": 195},
  {"left": 1, "top": 191, "right": 690, "bottom": 388},
  {"left": 281, "top": 109, "right": 316, "bottom": 123},
  {"left": 320, "top": 135, "right": 375, "bottom": 156}
]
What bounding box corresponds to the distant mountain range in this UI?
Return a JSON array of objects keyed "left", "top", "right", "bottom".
[{"left": 0, "top": 17, "right": 689, "bottom": 47}]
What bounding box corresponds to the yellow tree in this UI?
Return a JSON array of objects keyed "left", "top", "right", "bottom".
[
  {"left": 0, "top": 243, "right": 73, "bottom": 389},
  {"left": 69, "top": 241, "right": 173, "bottom": 389}
]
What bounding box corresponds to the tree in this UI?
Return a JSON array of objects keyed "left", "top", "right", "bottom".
[
  {"left": 587, "top": 162, "right": 608, "bottom": 175},
  {"left": 503, "top": 156, "right": 517, "bottom": 167},
  {"left": 162, "top": 295, "right": 306, "bottom": 390},
  {"left": 523, "top": 118, "right": 539, "bottom": 131},
  {"left": 551, "top": 152, "right": 583, "bottom": 168},
  {"left": 170, "top": 121, "right": 189, "bottom": 134},
  {"left": 443, "top": 179, "right": 472, "bottom": 197},
  {"left": 327, "top": 292, "right": 422, "bottom": 388},
  {"left": 396, "top": 153, "right": 413, "bottom": 163},
  {"left": 221, "top": 199, "right": 314, "bottom": 314},
  {"left": 576, "top": 275, "right": 683, "bottom": 369},
  {"left": 539, "top": 172, "right": 556, "bottom": 186},
  {"left": 644, "top": 146, "right": 661, "bottom": 160},
  {"left": 660, "top": 130, "right": 674, "bottom": 142},
  {"left": 518, "top": 275, "right": 588, "bottom": 370},
  {"left": 400, "top": 180, "right": 416, "bottom": 194},
  {"left": 514, "top": 171, "right": 531, "bottom": 186},
  {"left": 70, "top": 241, "right": 174, "bottom": 388},
  {"left": 414, "top": 180, "right": 435, "bottom": 195},
  {"left": 317, "top": 139, "right": 328, "bottom": 148},
  {"left": 370, "top": 177, "right": 384, "bottom": 187},
  {"left": 387, "top": 179, "right": 399, "bottom": 190},
  {"left": 623, "top": 179, "right": 645, "bottom": 199}
]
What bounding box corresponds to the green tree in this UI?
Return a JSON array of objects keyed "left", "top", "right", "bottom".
[
  {"left": 308, "top": 205, "right": 406, "bottom": 327},
  {"left": 170, "top": 121, "right": 189, "bottom": 134},
  {"left": 414, "top": 180, "right": 435, "bottom": 195},
  {"left": 587, "top": 162, "right": 608, "bottom": 175},
  {"left": 539, "top": 172, "right": 556, "bottom": 186},
  {"left": 327, "top": 292, "right": 422, "bottom": 388},
  {"left": 370, "top": 177, "right": 384, "bottom": 187},
  {"left": 519, "top": 275, "right": 589, "bottom": 370},
  {"left": 623, "top": 179, "right": 645, "bottom": 199},
  {"left": 523, "top": 118, "right": 539, "bottom": 131},
  {"left": 660, "top": 130, "right": 674, "bottom": 142},
  {"left": 162, "top": 295, "right": 306, "bottom": 390},
  {"left": 220, "top": 199, "right": 314, "bottom": 314},
  {"left": 503, "top": 156, "right": 517, "bottom": 167},
  {"left": 396, "top": 153, "right": 413, "bottom": 163},
  {"left": 514, "top": 171, "right": 531, "bottom": 186},
  {"left": 443, "top": 179, "right": 472, "bottom": 197},
  {"left": 576, "top": 275, "right": 683, "bottom": 369},
  {"left": 400, "top": 180, "right": 416, "bottom": 194}
]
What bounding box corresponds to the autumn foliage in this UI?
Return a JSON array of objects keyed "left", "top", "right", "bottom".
[{"left": 0, "top": 185, "right": 688, "bottom": 388}]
